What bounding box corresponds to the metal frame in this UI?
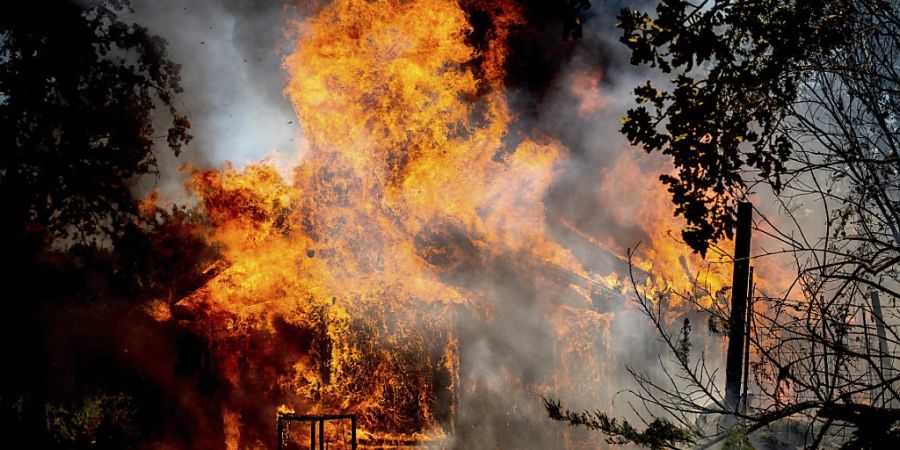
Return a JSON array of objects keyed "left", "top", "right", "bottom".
[{"left": 277, "top": 414, "right": 357, "bottom": 450}]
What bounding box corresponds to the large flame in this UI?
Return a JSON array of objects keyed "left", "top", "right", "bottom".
[{"left": 168, "top": 0, "right": 737, "bottom": 446}]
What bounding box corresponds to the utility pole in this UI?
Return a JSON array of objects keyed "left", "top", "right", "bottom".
[
  {"left": 726, "top": 201, "right": 753, "bottom": 415},
  {"left": 870, "top": 291, "right": 892, "bottom": 406},
  {"left": 741, "top": 267, "right": 754, "bottom": 412}
]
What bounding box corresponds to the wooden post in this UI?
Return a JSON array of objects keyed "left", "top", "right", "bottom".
[
  {"left": 726, "top": 201, "right": 753, "bottom": 414},
  {"left": 310, "top": 421, "right": 316, "bottom": 450},
  {"left": 871, "top": 292, "right": 890, "bottom": 370},
  {"left": 871, "top": 291, "right": 892, "bottom": 405},
  {"left": 351, "top": 416, "right": 357, "bottom": 450},
  {"left": 862, "top": 302, "right": 874, "bottom": 402},
  {"left": 741, "top": 267, "right": 753, "bottom": 412},
  {"left": 277, "top": 415, "right": 285, "bottom": 449}
]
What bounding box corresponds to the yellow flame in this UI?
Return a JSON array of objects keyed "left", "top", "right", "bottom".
[{"left": 169, "top": 0, "right": 740, "bottom": 443}]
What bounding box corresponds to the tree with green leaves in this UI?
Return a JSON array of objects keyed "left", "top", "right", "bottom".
[{"left": 548, "top": 0, "right": 900, "bottom": 448}]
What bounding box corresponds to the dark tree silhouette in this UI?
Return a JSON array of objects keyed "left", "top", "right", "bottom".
[
  {"left": 548, "top": 0, "right": 900, "bottom": 448},
  {"left": 617, "top": 0, "right": 854, "bottom": 255},
  {"left": 0, "top": 1, "right": 195, "bottom": 447},
  {"left": 1, "top": 0, "right": 190, "bottom": 255}
]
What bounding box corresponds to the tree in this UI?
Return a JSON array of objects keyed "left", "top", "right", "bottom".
[
  {"left": 0, "top": 1, "right": 193, "bottom": 446},
  {"left": 618, "top": 0, "right": 856, "bottom": 255},
  {"left": 548, "top": 0, "right": 900, "bottom": 448},
  {"left": 551, "top": 246, "right": 900, "bottom": 449},
  {"left": 0, "top": 0, "right": 190, "bottom": 257}
]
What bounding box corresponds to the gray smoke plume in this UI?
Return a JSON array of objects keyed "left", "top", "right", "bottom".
[{"left": 128, "top": 0, "right": 304, "bottom": 198}]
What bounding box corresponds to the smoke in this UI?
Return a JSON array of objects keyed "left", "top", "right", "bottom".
[
  {"left": 122, "top": 0, "right": 730, "bottom": 448},
  {"left": 405, "top": 1, "right": 716, "bottom": 447},
  {"left": 444, "top": 1, "right": 734, "bottom": 446},
  {"left": 128, "top": 0, "right": 306, "bottom": 198}
]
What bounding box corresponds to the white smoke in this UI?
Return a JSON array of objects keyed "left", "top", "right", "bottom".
[{"left": 128, "top": 0, "right": 304, "bottom": 199}]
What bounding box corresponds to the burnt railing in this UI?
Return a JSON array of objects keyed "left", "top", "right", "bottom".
[{"left": 277, "top": 414, "right": 357, "bottom": 450}]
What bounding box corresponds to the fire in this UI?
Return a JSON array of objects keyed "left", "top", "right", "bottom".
[
  {"left": 570, "top": 70, "right": 608, "bottom": 117},
  {"left": 591, "top": 152, "right": 733, "bottom": 306},
  {"left": 165, "top": 0, "right": 737, "bottom": 446}
]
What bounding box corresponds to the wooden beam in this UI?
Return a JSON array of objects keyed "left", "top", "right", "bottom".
[{"left": 726, "top": 201, "right": 753, "bottom": 413}]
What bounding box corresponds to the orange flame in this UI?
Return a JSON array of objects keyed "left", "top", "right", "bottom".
[{"left": 165, "top": 0, "right": 743, "bottom": 445}]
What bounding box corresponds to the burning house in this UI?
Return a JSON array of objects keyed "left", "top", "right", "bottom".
[
  {"left": 4, "top": 0, "right": 762, "bottom": 449},
  {"left": 144, "top": 0, "right": 734, "bottom": 448},
  {"left": 9, "top": 0, "right": 898, "bottom": 448}
]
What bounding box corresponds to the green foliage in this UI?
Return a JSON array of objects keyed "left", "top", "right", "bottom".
[
  {"left": 722, "top": 427, "right": 755, "bottom": 450},
  {"left": 544, "top": 397, "right": 693, "bottom": 449},
  {"left": 46, "top": 392, "right": 138, "bottom": 447},
  {"left": 617, "top": 0, "right": 855, "bottom": 254}
]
